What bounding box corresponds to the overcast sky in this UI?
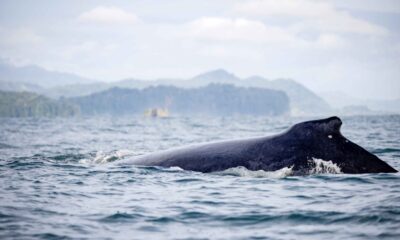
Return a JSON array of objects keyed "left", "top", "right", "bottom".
[{"left": 0, "top": 0, "right": 399, "bottom": 99}]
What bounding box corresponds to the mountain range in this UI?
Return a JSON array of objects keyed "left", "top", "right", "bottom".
[
  {"left": 0, "top": 62, "right": 96, "bottom": 88},
  {"left": 3, "top": 62, "right": 395, "bottom": 115},
  {"left": 320, "top": 91, "right": 400, "bottom": 114}
]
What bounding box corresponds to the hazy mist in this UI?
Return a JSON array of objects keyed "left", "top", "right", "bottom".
[{"left": 0, "top": 0, "right": 399, "bottom": 100}]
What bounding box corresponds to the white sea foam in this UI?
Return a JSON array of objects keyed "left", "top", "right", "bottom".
[
  {"left": 308, "top": 158, "right": 342, "bottom": 174},
  {"left": 215, "top": 166, "right": 294, "bottom": 178},
  {"left": 80, "top": 150, "right": 136, "bottom": 164},
  {"left": 165, "top": 166, "right": 184, "bottom": 171},
  {"left": 215, "top": 159, "right": 342, "bottom": 178}
]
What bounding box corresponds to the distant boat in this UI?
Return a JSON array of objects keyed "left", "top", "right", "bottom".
[{"left": 144, "top": 108, "right": 169, "bottom": 118}]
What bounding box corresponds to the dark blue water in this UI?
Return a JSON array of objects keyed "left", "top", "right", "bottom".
[{"left": 1, "top": 115, "right": 399, "bottom": 239}]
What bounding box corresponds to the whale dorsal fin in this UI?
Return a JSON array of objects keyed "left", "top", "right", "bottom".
[
  {"left": 313, "top": 116, "right": 342, "bottom": 134},
  {"left": 289, "top": 116, "right": 343, "bottom": 136}
]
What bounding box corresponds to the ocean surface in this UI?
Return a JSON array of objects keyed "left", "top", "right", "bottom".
[{"left": 1, "top": 115, "right": 399, "bottom": 240}]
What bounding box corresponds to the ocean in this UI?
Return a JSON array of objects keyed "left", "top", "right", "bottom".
[{"left": 1, "top": 115, "right": 399, "bottom": 239}]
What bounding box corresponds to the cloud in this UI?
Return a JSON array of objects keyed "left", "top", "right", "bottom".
[
  {"left": 235, "top": 0, "right": 333, "bottom": 18},
  {"left": 331, "top": 0, "right": 400, "bottom": 14},
  {"left": 0, "top": 27, "right": 43, "bottom": 46},
  {"left": 395, "top": 42, "right": 400, "bottom": 54},
  {"left": 61, "top": 41, "right": 118, "bottom": 59},
  {"left": 183, "top": 17, "right": 296, "bottom": 43},
  {"left": 78, "top": 6, "right": 138, "bottom": 24},
  {"left": 234, "top": 0, "right": 388, "bottom": 35},
  {"left": 315, "top": 34, "right": 345, "bottom": 49},
  {"left": 179, "top": 17, "right": 347, "bottom": 50}
]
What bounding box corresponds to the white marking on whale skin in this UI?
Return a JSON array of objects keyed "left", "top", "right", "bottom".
[
  {"left": 328, "top": 135, "right": 333, "bottom": 139},
  {"left": 309, "top": 158, "right": 342, "bottom": 174},
  {"left": 214, "top": 166, "right": 294, "bottom": 178}
]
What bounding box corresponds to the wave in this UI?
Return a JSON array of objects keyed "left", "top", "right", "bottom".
[
  {"left": 0, "top": 142, "right": 17, "bottom": 149},
  {"left": 99, "top": 212, "right": 144, "bottom": 223},
  {"left": 372, "top": 148, "right": 400, "bottom": 154},
  {"left": 215, "top": 166, "right": 294, "bottom": 178}
]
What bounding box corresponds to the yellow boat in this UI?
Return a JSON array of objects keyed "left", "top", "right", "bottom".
[{"left": 144, "top": 108, "right": 169, "bottom": 118}]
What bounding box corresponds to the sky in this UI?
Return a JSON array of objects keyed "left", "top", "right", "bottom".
[{"left": 0, "top": 0, "right": 399, "bottom": 100}]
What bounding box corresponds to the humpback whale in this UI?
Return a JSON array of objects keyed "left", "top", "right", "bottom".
[{"left": 126, "top": 117, "right": 397, "bottom": 174}]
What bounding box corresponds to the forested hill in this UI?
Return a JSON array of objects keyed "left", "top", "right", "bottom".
[
  {"left": 0, "top": 91, "right": 79, "bottom": 117},
  {"left": 72, "top": 84, "right": 290, "bottom": 116},
  {"left": 0, "top": 84, "right": 290, "bottom": 117}
]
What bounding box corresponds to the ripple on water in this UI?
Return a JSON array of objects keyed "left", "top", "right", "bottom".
[
  {"left": 173, "top": 178, "right": 204, "bottom": 183},
  {"left": 1, "top": 115, "right": 399, "bottom": 240},
  {"left": 0, "top": 143, "right": 17, "bottom": 149},
  {"left": 99, "top": 212, "right": 145, "bottom": 223},
  {"left": 372, "top": 148, "right": 400, "bottom": 154},
  {"left": 6, "top": 160, "right": 46, "bottom": 169}
]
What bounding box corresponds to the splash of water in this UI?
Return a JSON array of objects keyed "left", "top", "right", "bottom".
[
  {"left": 214, "top": 158, "right": 342, "bottom": 178},
  {"left": 308, "top": 158, "right": 342, "bottom": 174},
  {"left": 215, "top": 166, "right": 294, "bottom": 178},
  {"left": 80, "top": 150, "right": 136, "bottom": 164}
]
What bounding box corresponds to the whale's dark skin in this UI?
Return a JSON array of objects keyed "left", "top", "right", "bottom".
[{"left": 127, "top": 116, "right": 397, "bottom": 174}]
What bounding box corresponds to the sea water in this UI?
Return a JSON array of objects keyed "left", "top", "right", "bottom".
[{"left": 1, "top": 115, "right": 399, "bottom": 239}]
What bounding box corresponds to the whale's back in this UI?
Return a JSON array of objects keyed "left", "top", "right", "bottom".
[{"left": 124, "top": 116, "right": 397, "bottom": 174}]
